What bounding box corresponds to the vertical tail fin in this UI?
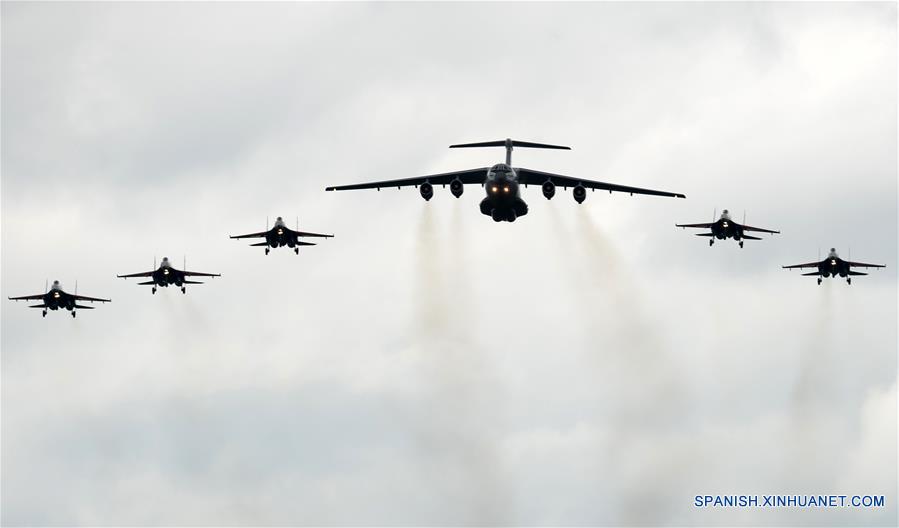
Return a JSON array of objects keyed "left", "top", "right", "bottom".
[
  {"left": 712, "top": 208, "right": 717, "bottom": 222},
  {"left": 743, "top": 210, "right": 746, "bottom": 225},
  {"left": 45, "top": 278, "right": 48, "bottom": 293}
]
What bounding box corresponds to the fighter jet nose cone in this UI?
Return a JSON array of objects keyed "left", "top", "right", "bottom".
[{"left": 722, "top": 209, "right": 728, "bottom": 214}]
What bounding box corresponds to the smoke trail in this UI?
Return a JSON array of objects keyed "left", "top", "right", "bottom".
[
  {"left": 547, "top": 204, "right": 688, "bottom": 524},
  {"left": 409, "top": 204, "right": 510, "bottom": 525},
  {"left": 784, "top": 286, "right": 846, "bottom": 489}
]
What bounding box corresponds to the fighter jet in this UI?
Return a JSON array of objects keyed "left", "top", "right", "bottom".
[
  {"left": 117, "top": 257, "right": 220, "bottom": 294},
  {"left": 325, "top": 138, "right": 685, "bottom": 222},
  {"left": 783, "top": 248, "right": 884, "bottom": 285},
  {"left": 8, "top": 280, "right": 110, "bottom": 317},
  {"left": 676, "top": 209, "right": 779, "bottom": 247},
  {"left": 230, "top": 216, "right": 333, "bottom": 255}
]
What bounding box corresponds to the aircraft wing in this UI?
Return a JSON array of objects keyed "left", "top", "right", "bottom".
[
  {"left": 675, "top": 222, "right": 715, "bottom": 229},
  {"left": 325, "top": 167, "right": 490, "bottom": 191},
  {"left": 182, "top": 270, "right": 221, "bottom": 278},
  {"left": 8, "top": 293, "right": 45, "bottom": 301},
  {"left": 291, "top": 229, "right": 333, "bottom": 239},
  {"left": 845, "top": 260, "right": 885, "bottom": 269},
  {"left": 230, "top": 230, "right": 269, "bottom": 239},
  {"left": 118, "top": 270, "right": 154, "bottom": 278},
  {"left": 741, "top": 224, "right": 780, "bottom": 234},
  {"left": 517, "top": 168, "right": 686, "bottom": 198},
  {"left": 783, "top": 260, "right": 823, "bottom": 269},
  {"left": 72, "top": 294, "right": 111, "bottom": 303}
]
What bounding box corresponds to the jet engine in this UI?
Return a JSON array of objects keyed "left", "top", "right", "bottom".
[
  {"left": 450, "top": 178, "right": 464, "bottom": 198},
  {"left": 542, "top": 181, "right": 555, "bottom": 200},
  {"left": 420, "top": 182, "right": 434, "bottom": 201},
  {"left": 573, "top": 184, "right": 587, "bottom": 204}
]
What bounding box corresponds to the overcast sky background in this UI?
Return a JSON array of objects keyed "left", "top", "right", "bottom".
[{"left": 2, "top": 2, "right": 897, "bottom": 526}]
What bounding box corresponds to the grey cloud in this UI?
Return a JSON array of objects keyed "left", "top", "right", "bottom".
[{"left": 2, "top": 2, "right": 896, "bottom": 526}]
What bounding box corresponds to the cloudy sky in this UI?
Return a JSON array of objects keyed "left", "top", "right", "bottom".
[{"left": 2, "top": 2, "right": 896, "bottom": 526}]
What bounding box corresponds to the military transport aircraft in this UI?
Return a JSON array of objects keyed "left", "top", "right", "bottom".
[
  {"left": 8, "top": 280, "right": 110, "bottom": 317},
  {"left": 117, "top": 257, "right": 220, "bottom": 294},
  {"left": 783, "top": 248, "right": 885, "bottom": 285},
  {"left": 676, "top": 209, "right": 779, "bottom": 247},
  {"left": 230, "top": 216, "right": 333, "bottom": 255},
  {"left": 325, "top": 138, "right": 686, "bottom": 222}
]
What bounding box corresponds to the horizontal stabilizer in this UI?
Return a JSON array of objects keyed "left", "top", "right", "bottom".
[
  {"left": 449, "top": 139, "right": 570, "bottom": 150},
  {"left": 298, "top": 241, "right": 316, "bottom": 246},
  {"left": 182, "top": 280, "right": 204, "bottom": 284},
  {"left": 138, "top": 281, "right": 156, "bottom": 286},
  {"left": 73, "top": 304, "right": 95, "bottom": 309},
  {"left": 848, "top": 271, "right": 868, "bottom": 276},
  {"left": 694, "top": 233, "right": 715, "bottom": 237},
  {"left": 28, "top": 304, "right": 47, "bottom": 308},
  {"left": 802, "top": 272, "right": 821, "bottom": 276},
  {"left": 741, "top": 235, "right": 763, "bottom": 240},
  {"left": 250, "top": 242, "right": 270, "bottom": 247}
]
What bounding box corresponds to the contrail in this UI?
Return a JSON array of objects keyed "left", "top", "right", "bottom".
[
  {"left": 784, "top": 286, "right": 847, "bottom": 489},
  {"left": 410, "top": 204, "right": 510, "bottom": 524},
  {"left": 547, "top": 204, "right": 688, "bottom": 524}
]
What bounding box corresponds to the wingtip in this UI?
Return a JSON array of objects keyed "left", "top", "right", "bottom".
[{"left": 325, "top": 187, "right": 335, "bottom": 191}]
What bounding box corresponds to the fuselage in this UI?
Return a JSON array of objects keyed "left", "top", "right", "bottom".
[
  {"left": 817, "top": 249, "right": 849, "bottom": 278},
  {"left": 152, "top": 258, "right": 185, "bottom": 287},
  {"left": 42, "top": 281, "right": 75, "bottom": 311},
  {"left": 479, "top": 164, "right": 528, "bottom": 222},
  {"left": 266, "top": 217, "right": 297, "bottom": 248},
  {"left": 710, "top": 211, "right": 743, "bottom": 240}
]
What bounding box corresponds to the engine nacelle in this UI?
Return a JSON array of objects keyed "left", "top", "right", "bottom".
[
  {"left": 573, "top": 184, "right": 587, "bottom": 204},
  {"left": 450, "top": 178, "right": 463, "bottom": 198},
  {"left": 420, "top": 182, "right": 434, "bottom": 201},
  {"left": 542, "top": 181, "right": 555, "bottom": 200}
]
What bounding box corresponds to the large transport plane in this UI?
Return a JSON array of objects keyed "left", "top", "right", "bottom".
[
  {"left": 117, "top": 257, "right": 220, "bottom": 294},
  {"left": 8, "top": 280, "right": 110, "bottom": 317},
  {"left": 326, "top": 138, "right": 686, "bottom": 222},
  {"left": 783, "top": 248, "right": 884, "bottom": 285},
  {"left": 676, "top": 209, "right": 779, "bottom": 247},
  {"left": 230, "top": 216, "right": 333, "bottom": 255}
]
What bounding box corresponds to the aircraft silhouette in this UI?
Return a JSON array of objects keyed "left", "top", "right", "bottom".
[
  {"left": 676, "top": 209, "right": 779, "bottom": 247},
  {"left": 326, "top": 138, "right": 685, "bottom": 222},
  {"left": 230, "top": 216, "right": 333, "bottom": 255},
  {"left": 783, "top": 248, "right": 884, "bottom": 285},
  {"left": 118, "top": 257, "right": 220, "bottom": 294},
  {"left": 8, "top": 280, "right": 110, "bottom": 317}
]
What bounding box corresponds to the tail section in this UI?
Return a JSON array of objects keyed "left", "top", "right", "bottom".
[
  {"left": 802, "top": 272, "right": 821, "bottom": 276},
  {"left": 741, "top": 235, "right": 763, "bottom": 241},
  {"left": 449, "top": 138, "right": 570, "bottom": 164}
]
